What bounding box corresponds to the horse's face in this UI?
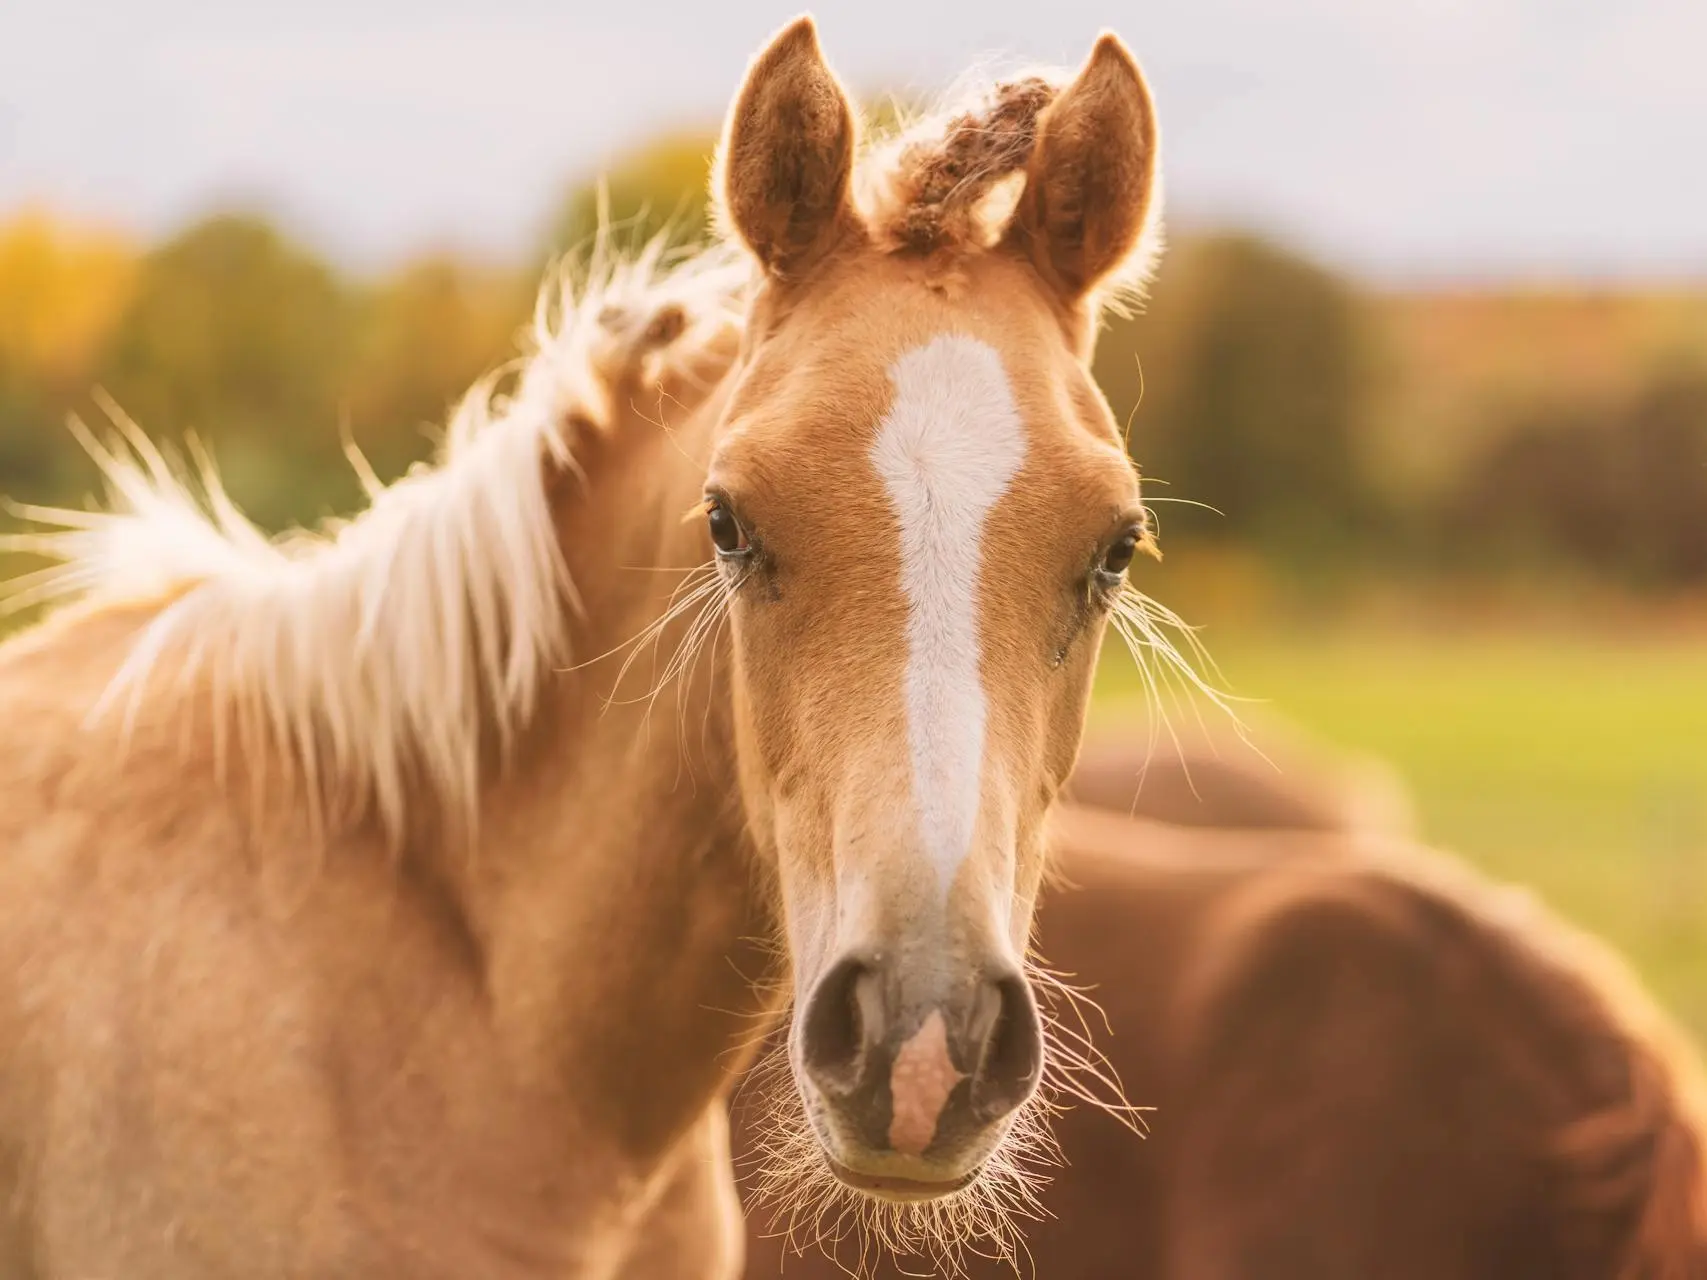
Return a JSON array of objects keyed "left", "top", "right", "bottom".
[{"left": 705, "top": 20, "right": 1159, "bottom": 1203}]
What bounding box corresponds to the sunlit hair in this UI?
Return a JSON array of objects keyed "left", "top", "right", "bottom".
[{"left": 0, "top": 233, "right": 746, "bottom": 846}]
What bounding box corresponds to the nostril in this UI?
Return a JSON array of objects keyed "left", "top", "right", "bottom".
[
  {"left": 800, "top": 955, "right": 879, "bottom": 1097},
  {"left": 969, "top": 972, "right": 1044, "bottom": 1122}
]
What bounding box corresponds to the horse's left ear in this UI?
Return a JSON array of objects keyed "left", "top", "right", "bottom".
[
  {"left": 717, "top": 16, "right": 860, "bottom": 280},
  {"left": 1006, "top": 33, "right": 1161, "bottom": 303}
]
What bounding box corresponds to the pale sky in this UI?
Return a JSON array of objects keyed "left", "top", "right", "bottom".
[{"left": 3, "top": 0, "right": 1704, "bottom": 282}]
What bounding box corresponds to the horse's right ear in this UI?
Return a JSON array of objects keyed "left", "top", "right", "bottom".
[{"left": 716, "top": 16, "right": 859, "bottom": 280}]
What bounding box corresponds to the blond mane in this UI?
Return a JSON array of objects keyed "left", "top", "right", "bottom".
[{"left": 0, "top": 235, "right": 745, "bottom": 845}]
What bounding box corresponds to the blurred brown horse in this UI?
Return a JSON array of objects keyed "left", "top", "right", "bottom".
[
  {"left": 1064, "top": 719, "right": 1415, "bottom": 837},
  {"left": 737, "top": 801, "right": 1707, "bottom": 1279}
]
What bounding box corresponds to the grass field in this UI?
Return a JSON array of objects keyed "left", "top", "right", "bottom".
[{"left": 1093, "top": 627, "right": 1707, "bottom": 1038}]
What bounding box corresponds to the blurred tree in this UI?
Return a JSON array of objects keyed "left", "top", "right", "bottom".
[
  {"left": 346, "top": 254, "right": 529, "bottom": 476},
  {"left": 1620, "top": 374, "right": 1707, "bottom": 583},
  {"left": 93, "top": 213, "right": 357, "bottom": 529},
  {"left": 1370, "top": 289, "right": 1707, "bottom": 501},
  {"left": 0, "top": 210, "right": 137, "bottom": 387},
  {"left": 1095, "top": 234, "right": 1375, "bottom": 563},
  {"left": 0, "top": 210, "right": 138, "bottom": 498},
  {"left": 1449, "top": 371, "right": 1707, "bottom": 587},
  {"left": 544, "top": 133, "right": 717, "bottom": 262}
]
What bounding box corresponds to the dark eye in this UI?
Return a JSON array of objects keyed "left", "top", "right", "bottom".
[
  {"left": 706, "top": 498, "right": 749, "bottom": 556},
  {"left": 1100, "top": 528, "right": 1140, "bottom": 578}
]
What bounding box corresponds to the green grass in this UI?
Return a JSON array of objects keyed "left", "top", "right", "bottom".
[{"left": 1093, "top": 628, "right": 1707, "bottom": 1038}]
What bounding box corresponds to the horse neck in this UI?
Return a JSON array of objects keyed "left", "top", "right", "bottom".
[{"left": 459, "top": 366, "right": 778, "bottom": 1162}]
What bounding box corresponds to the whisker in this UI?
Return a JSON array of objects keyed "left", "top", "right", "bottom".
[
  {"left": 595, "top": 569, "right": 725, "bottom": 705},
  {"left": 1141, "top": 495, "right": 1226, "bottom": 515},
  {"left": 561, "top": 561, "right": 719, "bottom": 676},
  {"left": 1106, "top": 584, "right": 1269, "bottom": 798}
]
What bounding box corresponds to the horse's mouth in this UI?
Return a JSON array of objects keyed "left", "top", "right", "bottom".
[{"left": 824, "top": 1157, "right": 981, "bottom": 1203}]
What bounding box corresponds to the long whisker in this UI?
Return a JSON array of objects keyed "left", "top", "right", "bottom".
[
  {"left": 632, "top": 563, "right": 740, "bottom": 724},
  {"left": 1106, "top": 584, "right": 1269, "bottom": 802},
  {"left": 663, "top": 566, "right": 735, "bottom": 766},
  {"left": 696, "top": 595, "right": 735, "bottom": 766},
  {"left": 602, "top": 580, "right": 721, "bottom": 710},
  {"left": 1027, "top": 961, "right": 1152, "bottom": 1137},
  {"left": 1141, "top": 495, "right": 1226, "bottom": 515},
  {"left": 559, "top": 560, "right": 719, "bottom": 676}
]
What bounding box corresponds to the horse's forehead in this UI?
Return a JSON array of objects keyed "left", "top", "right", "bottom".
[
  {"left": 789, "top": 252, "right": 1069, "bottom": 384},
  {"left": 776, "top": 312, "right": 1069, "bottom": 451}
]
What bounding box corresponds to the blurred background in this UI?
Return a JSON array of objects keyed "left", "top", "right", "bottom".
[{"left": 3, "top": 4, "right": 1704, "bottom": 1024}]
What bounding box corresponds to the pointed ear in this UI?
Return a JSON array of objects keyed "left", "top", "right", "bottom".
[
  {"left": 716, "top": 16, "right": 860, "bottom": 279},
  {"left": 1006, "top": 33, "right": 1161, "bottom": 303}
]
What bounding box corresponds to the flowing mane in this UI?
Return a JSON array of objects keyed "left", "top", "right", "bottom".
[{"left": 0, "top": 237, "right": 746, "bottom": 844}]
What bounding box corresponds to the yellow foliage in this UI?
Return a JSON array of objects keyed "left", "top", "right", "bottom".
[
  {"left": 348, "top": 254, "right": 529, "bottom": 453},
  {"left": 547, "top": 133, "right": 718, "bottom": 258},
  {"left": 0, "top": 207, "right": 138, "bottom": 385}
]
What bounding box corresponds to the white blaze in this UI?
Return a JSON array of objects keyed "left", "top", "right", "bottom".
[{"left": 870, "top": 334, "right": 1027, "bottom": 893}]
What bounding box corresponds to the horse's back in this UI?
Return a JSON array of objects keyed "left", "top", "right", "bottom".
[
  {"left": 1123, "top": 834, "right": 1707, "bottom": 1280},
  {"left": 1156, "top": 860, "right": 1556, "bottom": 1277}
]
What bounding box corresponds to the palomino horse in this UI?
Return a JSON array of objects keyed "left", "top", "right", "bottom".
[
  {"left": 739, "top": 807, "right": 1707, "bottom": 1278},
  {"left": 0, "top": 17, "right": 1182, "bottom": 1277}
]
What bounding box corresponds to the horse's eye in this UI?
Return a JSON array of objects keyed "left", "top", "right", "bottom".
[
  {"left": 1101, "top": 529, "right": 1140, "bottom": 577},
  {"left": 706, "top": 499, "right": 748, "bottom": 556}
]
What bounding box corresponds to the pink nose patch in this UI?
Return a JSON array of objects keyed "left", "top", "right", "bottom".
[{"left": 887, "top": 1010, "right": 966, "bottom": 1156}]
